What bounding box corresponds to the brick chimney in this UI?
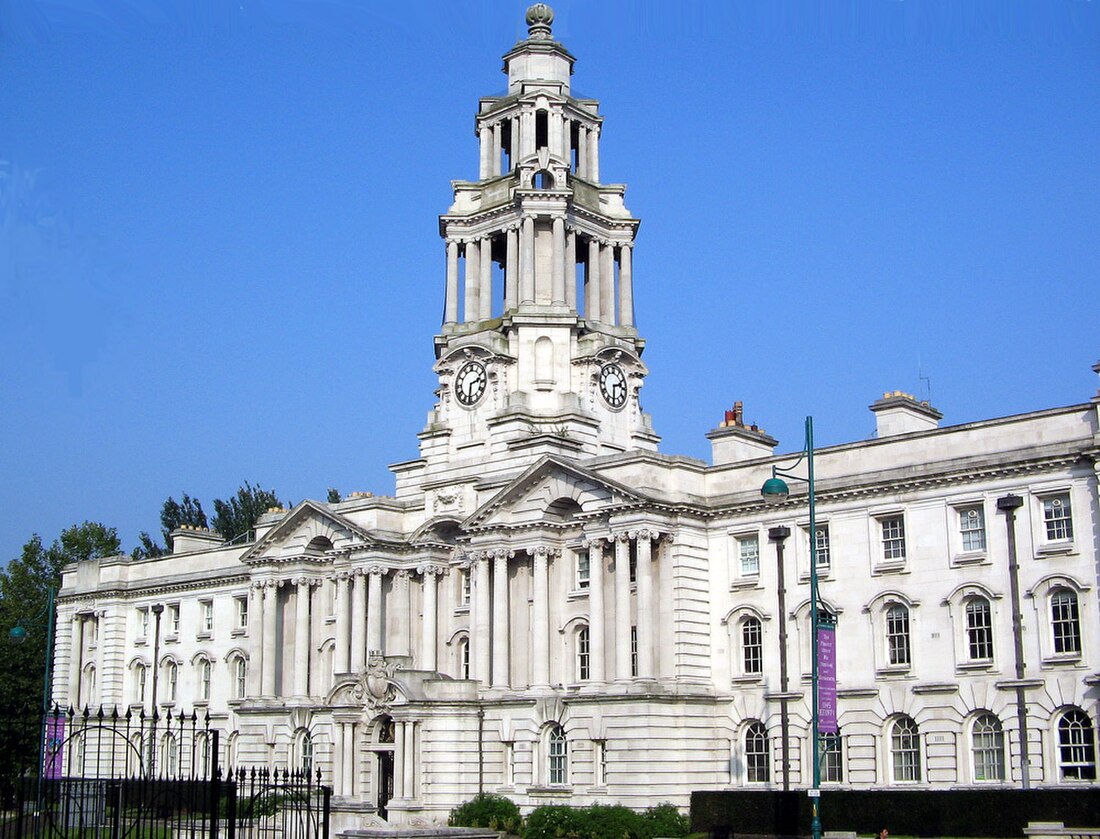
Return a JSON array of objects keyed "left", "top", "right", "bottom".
[{"left": 707, "top": 401, "right": 778, "bottom": 464}]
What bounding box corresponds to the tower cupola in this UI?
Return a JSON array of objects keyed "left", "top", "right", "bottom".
[{"left": 501, "top": 4, "right": 576, "bottom": 95}]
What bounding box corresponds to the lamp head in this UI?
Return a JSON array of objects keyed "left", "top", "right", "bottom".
[
  {"left": 760, "top": 476, "right": 790, "bottom": 504},
  {"left": 9, "top": 625, "right": 28, "bottom": 644}
]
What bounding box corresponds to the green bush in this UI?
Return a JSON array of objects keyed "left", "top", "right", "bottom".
[
  {"left": 583, "top": 804, "right": 640, "bottom": 839},
  {"left": 523, "top": 804, "right": 582, "bottom": 839},
  {"left": 449, "top": 793, "right": 523, "bottom": 834},
  {"left": 640, "top": 803, "right": 690, "bottom": 839}
]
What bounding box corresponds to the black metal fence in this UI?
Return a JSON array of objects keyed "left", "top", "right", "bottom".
[{"left": 0, "top": 706, "right": 330, "bottom": 839}]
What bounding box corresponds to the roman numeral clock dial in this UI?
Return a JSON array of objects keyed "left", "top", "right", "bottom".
[
  {"left": 454, "top": 361, "right": 487, "bottom": 407},
  {"left": 599, "top": 362, "right": 628, "bottom": 409}
]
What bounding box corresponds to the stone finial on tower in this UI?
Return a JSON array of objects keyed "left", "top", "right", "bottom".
[{"left": 526, "top": 4, "right": 554, "bottom": 40}]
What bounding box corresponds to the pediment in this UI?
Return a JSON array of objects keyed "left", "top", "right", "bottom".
[
  {"left": 461, "top": 456, "right": 652, "bottom": 531},
  {"left": 240, "top": 500, "right": 374, "bottom": 564}
]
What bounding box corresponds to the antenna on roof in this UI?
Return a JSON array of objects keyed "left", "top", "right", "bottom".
[{"left": 918, "top": 355, "right": 932, "bottom": 404}]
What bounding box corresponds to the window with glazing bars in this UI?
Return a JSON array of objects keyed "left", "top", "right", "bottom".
[
  {"left": 972, "top": 713, "right": 1005, "bottom": 781},
  {"left": 960, "top": 507, "right": 986, "bottom": 551},
  {"left": 891, "top": 717, "right": 921, "bottom": 781},
  {"left": 886, "top": 605, "right": 911, "bottom": 666},
  {"left": 966, "top": 598, "right": 993, "bottom": 661},
  {"left": 1052, "top": 589, "right": 1081, "bottom": 655},
  {"left": 1043, "top": 494, "right": 1074, "bottom": 541},
  {"left": 742, "top": 617, "right": 763, "bottom": 675},
  {"left": 881, "top": 516, "right": 906, "bottom": 561},
  {"left": 814, "top": 525, "right": 831, "bottom": 569}
]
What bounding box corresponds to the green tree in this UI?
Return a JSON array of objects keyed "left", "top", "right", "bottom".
[
  {"left": 160, "top": 493, "right": 208, "bottom": 551},
  {"left": 212, "top": 482, "right": 283, "bottom": 543},
  {"left": 0, "top": 523, "right": 121, "bottom": 803},
  {"left": 326, "top": 487, "right": 341, "bottom": 504}
]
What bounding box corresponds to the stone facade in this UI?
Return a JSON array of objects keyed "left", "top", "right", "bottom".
[{"left": 55, "top": 5, "right": 1100, "bottom": 828}]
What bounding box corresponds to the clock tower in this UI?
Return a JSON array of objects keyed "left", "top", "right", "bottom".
[{"left": 415, "top": 4, "right": 659, "bottom": 482}]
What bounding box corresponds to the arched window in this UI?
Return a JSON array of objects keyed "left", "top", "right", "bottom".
[
  {"left": 821, "top": 731, "right": 843, "bottom": 783},
  {"left": 298, "top": 730, "right": 314, "bottom": 776},
  {"left": 162, "top": 732, "right": 179, "bottom": 778},
  {"left": 965, "top": 597, "right": 994, "bottom": 662},
  {"left": 745, "top": 722, "right": 769, "bottom": 783},
  {"left": 1057, "top": 708, "right": 1097, "bottom": 780},
  {"left": 886, "top": 605, "right": 911, "bottom": 667},
  {"left": 81, "top": 664, "right": 96, "bottom": 706},
  {"left": 533, "top": 170, "right": 555, "bottom": 189},
  {"left": 577, "top": 626, "right": 591, "bottom": 681},
  {"left": 971, "top": 713, "right": 1005, "bottom": 781},
  {"left": 166, "top": 661, "right": 178, "bottom": 702},
  {"left": 134, "top": 663, "right": 148, "bottom": 704},
  {"left": 198, "top": 659, "right": 212, "bottom": 701},
  {"left": 890, "top": 716, "right": 921, "bottom": 782},
  {"left": 234, "top": 657, "right": 247, "bottom": 699},
  {"left": 741, "top": 617, "right": 763, "bottom": 675},
  {"left": 226, "top": 732, "right": 239, "bottom": 770},
  {"left": 547, "top": 724, "right": 568, "bottom": 786},
  {"left": 457, "top": 636, "right": 470, "bottom": 679},
  {"left": 1051, "top": 589, "right": 1081, "bottom": 655},
  {"left": 196, "top": 732, "right": 211, "bottom": 776}
]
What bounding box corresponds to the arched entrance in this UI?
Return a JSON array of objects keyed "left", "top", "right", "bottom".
[{"left": 373, "top": 715, "right": 396, "bottom": 819}]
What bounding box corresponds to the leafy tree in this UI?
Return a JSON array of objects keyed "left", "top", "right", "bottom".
[
  {"left": 160, "top": 493, "right": 208, "bottom": 551},
  {"left": 212, "top": 482, "right": 283, "bottom": 543},
  {"left": 0, "top": 523, "right": 121, "bottom": 804},
  {"left": 326, "top": 488, "right": 341, "bottom": 504},
  {"left": 132, "top": 531, "right": 165, "bottom": 559}
]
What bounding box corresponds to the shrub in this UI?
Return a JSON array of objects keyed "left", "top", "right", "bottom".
[
  {"left": 523, "top": 804, "right": 583, "bottom": 839},
  {"left": 450, "top": 793, "right": 523, "bottom": 834},
  {"left": 640, "top": 803, "right": 689, "bottom": 839},
  {"left": 583, "top": 804, "right": 641, "bottom": 839}
]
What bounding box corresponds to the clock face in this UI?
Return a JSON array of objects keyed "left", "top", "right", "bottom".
[
  {"left": 454, "top": 361, "right": 487, "bottom": 407},
  {"left": 599, "top": 363, "right": 628, "bottom": 409}
]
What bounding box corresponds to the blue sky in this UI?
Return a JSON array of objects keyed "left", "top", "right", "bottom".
[{"left": 2, "top": 1, "right": 1098, "bottom": 562}]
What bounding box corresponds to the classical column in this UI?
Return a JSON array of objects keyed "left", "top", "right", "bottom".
[
  {"left": 479, "top": 125, "right": 492, "bottom": 180},
  {"left": 333, "top": 722, "right": 345, "bottom": 795},
  {"left": 419, "top": 566, "right": 440, "bottom": 671},
  {"left": 552, "top": 111, "right": 565, "bottom": 159},
  {"left": 565, "top": 228, "right": 577, "bottom": 310},
  {"left": 505, "top": 226, "right": 519, "bottom": 310},
  {"left": 261, "top": 582, "right": 278, "bottom": 696},
  {"left": 392, "top": 571, "right": 410, "bottom": 657},
  {"left": 520, "top": 110, "right": 535, "bottom": 158},
  {"left": 247, "top": 584, "right": 264, "bottom": 695},
  {"left": 586, "top": 539, "right": 606, "bottom": 682},
  {"left": 463, "top": 239, "right": 480, "bottom": 323},
  {"left": 334, "top": 573, "right": 350, "bottom": 674},
  {"left": 342, "top": 722, "right": 355, "bottom": 794},
  {"left": 600, "top": 240, "right": 615, "bottom": 324},
  {"left": 589, "top": 125, "right": 600, "bottom": 182},
  {"left": 520, "top": 216, "right": 535, "bottom": 305},
  {"left": 634, "top": 531, "right": 656, "bottom": 679},
  {"left": 531, "top": 547, "right": 550, "bottom": 687},
  {"left": 510, "top": 116, "right": 519, "bottom": 166},
  {"left": 293, "top": 578, "right": 311, "bottom": 696},
  {"left": 367, "top": 567, "right": 384, "bottom": 655},
  {"left": 614, "top": 535, "right": 632, "bottom": 681},
  {"left": 618, "top": 244, "right": 634, "bottom": 327},
  {"left": 551, "top": 217, "right": 566, "bottom": 305},
  {"left": 68, "top": 615, "right": 84, "bottom": 707},
  {"left": 491, "top": 550, "right": 511, "bottom": 688},
  {"left": 578, "top": 125, "right": 588, "bottom": 178},
  {"left": 351, "top": 571, "right": 366, "bottom": 671},
  {"left": 445, "top": 240, "right": 459, "bottom": 325},
  {"left": 586, "top": 237, "right": 601, "bottom": 321},
  {"left": 474, "top": 554, "right": 492, "bottom": 683},
  {"left": 403, "top": 721, "right": 416, "bottom": 798},
  {"left": 394, "top": 722, "right": 406, "bottom": 798},
  {"left": 492, "top": 122, "right": 503, "bottom": 177},
  {"left": 479, "top": 236, "right": 493, "bottom": 320}
]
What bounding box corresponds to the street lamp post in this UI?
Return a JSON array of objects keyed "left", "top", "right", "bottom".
[
  {"left": 761, "top": 416, "right": 824, "bottom": 839},
  {"left": 148, "top": 603, "right": 164, "bottom": 777},
  {"left": 8, "top": 587, "right": 57, "bottom": 812}
]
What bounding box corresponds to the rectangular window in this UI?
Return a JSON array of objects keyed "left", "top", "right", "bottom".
[
  {"left": 966, "top": 599, "right": 994, "bottom": 661},
  {"left": 503, "top": 742, "right": 515, "bottom": 786},
  {"left": 630, "top": 626, "right": 638, "bottom": 678},
  {"left": 577, "top": 628, "right": 591, "bottom": 681},
  {"left": 1052, "top": 591, "right": 1081, "bottom": 655},
  {"left": 235, "top": 596, "right": 248, "bottom": 630},
  {"left": 821, "top": 732, "right": 843, "bottom": 783},
  {"left": 594, "top": 740, "right": 607, "bottom": 786},
  {"left": 200, "top": 600, "right": 213, "bottom": 634},
  {"left": 1043, "top": 494, "right": 1073, "bottom": 541},
  {"left": 628, "top": 540, "right": 638, "bottom": 584},
  {"left": 813, "top": 525, "right": 831, "bottom": 570},
  {"left": 738, "top": 535, "right": 760, "bottom": 577},
  {"left": 461, "top": 570, "right": 471, "bottom": 606},
  {"left": 576, "top": 550, "right": 590, "bottom": 590},
  {"left": 138, "top": 607, "right": 149, "bottom": 639},
  {"left": 886, "top": 606, "right": 911, "bottom": 667},
  {"left": 959, "top": 506, "right": 986, "bottom": 552},
  {"left": 881, "top": 516, "right": 906, "bottom": 562},
  {"left": 168, "top": 604, "right": 180, "bottom": 636}
]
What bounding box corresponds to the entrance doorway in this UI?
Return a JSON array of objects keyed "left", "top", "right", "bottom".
[{"left": 374, "top": 715, "right": 396, "bottom": 819}]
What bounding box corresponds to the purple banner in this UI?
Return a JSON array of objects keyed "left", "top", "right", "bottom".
[
  {"left": 817, "top": 625, "right": 838, "bottom": 734},
  {"left": 44, "top": 716, "right": 65, "bottom": 779}
]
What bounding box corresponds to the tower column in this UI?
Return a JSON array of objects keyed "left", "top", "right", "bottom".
[
  {"left": 578, "top": 125, "right": 588, "bottom": 178},
  {"left": 247, "top": 584, "right": 264, "bottom": 695},
  {"left": 492, "top": 122, "right": 503, "bottom": 177},
  {"left": 479, "top": 126, "right": 492, "bottom": 180},
  {"left": 366, "top": 567, "right": 384, "bottom": 655},
  {"left": 491, "top": 550, "right": 510, "bottom": 688},
  {"left": 350, "top": 571, "right": 366, "bottom": 670},
  {"left": 520, "top": 215, "right": 535, "bottom": 304},
  {"left": 505, "top": 225, "right": 519, "bottom": 310},
  {"left": 586, "top": 539, "right": 606, "bottom": 683},
  {"left": 550, "top": 110, "right": 565, "bottom": 159},
  {"left": 419, "top": 566, "right": 439, "bottom": 671},
  {"left": 479, "top": 235, "right": 493, "bottom": 320},
  {"left": 261, "top": 581, "right": 278, "bottom": 696},
  {"left": 635, "top": 531, "right": 656, "bottom": 678},
  {"left": 520, "top": 109, "right": 535, "bottom": 158},
  {"left": 614, "top": 535, "right": 632, "bottom": 681},
  {"left": 618, "top": 243, "right": 634, "bottom": 327},
  {"left": 392, "top": 571, "right": 410, "bottom": 657},
  {"left": 586, "top": 237, "right": 601, "bottom": 321},
  {"left": 565, "top": 228, "right": 577, "bottom": 309},
  {"left": 531, "top": 548, "right": 551, "bottom": 688},
  {"left": 444, "top": 240, "right": 459, "bottom": 324},
  {"left": 589, "top": 126, "right": 600, "bottom": 182},
  {"left": 510, "top": 116, "right": 519, "bottom": 167},
  {"left": 334, "top": 574, "right": 350, "bottom": 674},
  {"left": 600, "top": 239, "right": 615, "bottom": 324},
  {"left": 474, "top": 554, "right": 491, "bottom": 683},
  {"left": 293, "top": 578, "right": 311, "bottom": 696},
  {"left": 464, "top": 239, "right": 480, "bottom": 322},
  {"left": 551, "top": 217, "right": 566, "bottom": 305}
]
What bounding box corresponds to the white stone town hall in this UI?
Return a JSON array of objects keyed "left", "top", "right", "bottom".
[{"left": 54, "top": 4, "right": 1100, "bottom": 828}]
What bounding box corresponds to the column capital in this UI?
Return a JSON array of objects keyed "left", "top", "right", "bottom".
[
  {"left": 583, "top": 537, "right": 607, "bottom": 551},
  {"left": 614, "top": 531, "right": 633, "bottom": 543},
  {"left": 332, "top": 570, "right": 351, "bottom": 581},
  {"left": 629, "top": 528, "right": 660, "bottom": 543},
  {"left": 491, "top": 548, "right": 514, "bottom": 561},
  {"left": 530, "top": 545, "right": 561, "bottom": 558},
  {"left": 393, "top": 569, "right": 410, "bottom": 583},
  {"left": 417, "top": 563, "right": 447, "bottom": 577},
  {"left": 365, "top": 564, "right": 388, "bottom": 578}
]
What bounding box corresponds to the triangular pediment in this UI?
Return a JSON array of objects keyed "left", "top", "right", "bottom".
[
  {"left": 240, "top": 500, "right": 374, "bottom": 564},
  {"left": 461, "top": 456, "right": 652, "bottom": 531}
]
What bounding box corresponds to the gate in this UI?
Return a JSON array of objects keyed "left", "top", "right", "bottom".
[{"left": 0, "top": 706, "right": 331, "bottom": 839}]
